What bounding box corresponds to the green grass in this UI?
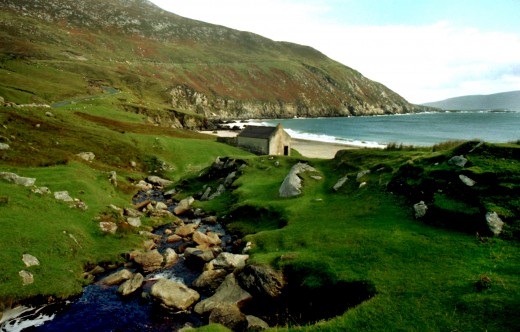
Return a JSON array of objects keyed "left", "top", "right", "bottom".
[{"left": 214, "top": 147, "right": 520, "bottom": 331}]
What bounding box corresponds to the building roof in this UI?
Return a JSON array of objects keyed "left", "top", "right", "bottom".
[{"left": 237, "top": 125, "right": 278, "bottom": 139}]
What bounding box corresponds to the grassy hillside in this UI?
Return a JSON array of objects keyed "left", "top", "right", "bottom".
[
  {"left": 0, "top": 0, "right": 418, "bottom": 120},
  {"left": 423, "top": 90, "right": 520, "bottom": 111}
]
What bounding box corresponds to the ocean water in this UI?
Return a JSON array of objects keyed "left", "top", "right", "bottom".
[{"left": 244, "top": 111, "right": 520, "bottom": 148}]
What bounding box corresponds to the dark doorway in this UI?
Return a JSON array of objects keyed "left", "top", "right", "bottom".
[{"left": 284, "top": 145, "right": 289, "bottom": 156}]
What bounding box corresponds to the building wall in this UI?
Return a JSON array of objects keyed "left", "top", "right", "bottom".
[
  {"left": 269, "top": 128, "right": 291, "bottom": 156},
  {"left": 237, "top": 136, "right": 269, "bottom": 154}
]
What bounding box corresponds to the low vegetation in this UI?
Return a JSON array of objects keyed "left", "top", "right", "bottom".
[{"left": 1, "top": 99, "right": 518, "bottom": 331}]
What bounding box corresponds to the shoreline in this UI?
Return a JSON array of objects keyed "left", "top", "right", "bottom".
[{"left": 200, "top": 130, "right": 359, "bottom": 159}]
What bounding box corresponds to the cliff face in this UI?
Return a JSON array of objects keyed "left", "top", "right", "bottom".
[{"left": 0, "top": 0, "right": 419, "bottom": 119}]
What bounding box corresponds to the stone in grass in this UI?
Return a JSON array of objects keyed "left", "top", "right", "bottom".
[
  {"left": 19, "top": 270, "right": 34, "bottom": 285},
  {"left": 22, "top": 254, "right": 40, "bottom": 267},
  {"left": 413, "top": 201, "right": 428, "bottom": 218},
  {"left": 486, "top": 212, "right": 505, "bottom": 236}
]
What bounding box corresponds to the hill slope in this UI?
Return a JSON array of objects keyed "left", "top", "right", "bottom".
[
  {"left": 0, "top": 0, "right": 420, "bottom": 122},
  {"left": 422, "top": 91, "right": 520, "bottom": 111}
]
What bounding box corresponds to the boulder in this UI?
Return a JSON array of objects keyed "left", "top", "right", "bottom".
[
  {"left": 202, "top": 216, "right": 218, "bottom": 224},
  {"left": 127, "top": 217, "right": 142, "bottom": 228},
  {"left": 167, "top": 234, "right": 183, "bottom": 243},
  {"left": 54, "top": 191, "right": 74, "bottom": 202},
  {"left": 155, "top": 201, "right": 168, "bottom": 210},
  {"left": 0, "top": 143, "right": 9, "bottom": 150},
  {"left": 356, "top": 170, "right": 371, "bottom": 180},
  {"left": 32, "top": 187, "right": 51, "bottom": 195},
  {"left": 194, "top": 273, "right": 253, "bottom": 315},
  {"left": 184, "top": 248, "right": 216, "bottom": 269},
  {"left": 210, "top": 252, "right": 249, "bottom": 271},
  {"left": 151, "top": 279, "right": 200, "bottom": 311},
  {"left": 117, "top": 273, "right": 144, "bottom": 296},
  {"left": 459, "top": 174, "right": 476, "bottom": 187},
  {"left": 22, "top": 254, "right": 40, "bottom": 267},
  {"left": 76, "top": 152, "right": 95, "bottom": 162},
  {"left": 135, "top": 180, "right": 153, "bottom": 191},
  {"left": 109, "top": 171, "right": 117, "bottom": 187},
  {"left": 174, "top": 196, "right": 195, "bottom": 215},
  {"left": 246, "top": 315, "right": 270, "bottom": 330},
  {"left": 333, "top": 175, "right": 349, "bottom": 191},
  {"left": 208, "top": 304, "right": 248, "bottom": 332},
  {"left": 192, "top": 269, "right": 228, "bottom": 294},
  {"left": 208, "top": 184, "right": 226, "bottom": 200},
  {"left": 175, "top": 224, "right": 197, "bottom": 237},
  {"left": 448, "top": 155, "right": 468, "bottom": 167},
  {"left": 279, "top": 163, "right": 316, "bottom": 198},
  {"left": 486, "top": 212, "right": 505, "bottom": 236},
  {"left": 200, "top": 187, "right": 212, "bottom": 201},
  {"left": 0, "top": 172, "right": 36, "bottom": 187},
  {"left": 236, "top": 264, "right": 285, "bottom": 299},
  {"left": 19, "top": 270, "right": 34, "bottom": 285},
  {"left": 163, "top": 248, "right": 179, "bottom": 268},
  {"left": 99, "top": 222, "right": 118, "bottom": 234},
  {"left": 224, "top": 171, "right": 236, "bottom": 187},
  {"left": 134, "top": 249, "right": 164, "bottom": 272},
  {"left": 146, "top": 175, "right": 173, "bottom": 187},
  {"left": 143, "top": 240, "right": 157, "bottom": 251},
  {"left": 413, "top": 201, "right": 428, "bottom": 218},
  {"left": 193, "top": 231, "right": 221, "bottom": 249},
  {"left": 101, "top": 269, "right": 133, "bottom": 286},
  {"left": 124, "top": 207, "right": 142, "bottom": 217}
]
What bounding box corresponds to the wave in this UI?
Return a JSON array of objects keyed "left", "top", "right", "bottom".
[{"left": 284, "top": 129, "right": 386, "bottom": 148}]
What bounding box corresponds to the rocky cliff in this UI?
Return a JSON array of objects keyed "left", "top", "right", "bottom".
[{"left": 0, "top": 0, "right": 420, "bottom": 120}]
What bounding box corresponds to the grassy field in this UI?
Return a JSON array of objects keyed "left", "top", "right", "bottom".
[{"left": 1, "top": 100, "right": 518, "bottom": 331}]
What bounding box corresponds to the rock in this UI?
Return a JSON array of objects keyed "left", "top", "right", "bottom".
[
  {"left": 200, "top": 187, "right": 212, "bottom": 201},
  {"left": 175, "top": 224, "right": 197, "bottom": 237},
  {"left": 413, "top": 201, "right": 428, "bottom": 218},
  {"left": 0, "top": 96, "right": 4, "bottom": 104},
  {"left": 127, "top": 217, "right": 142, "bottom": 228},
  {"left": 184, "top": 248, "right": 216, "bottom": 269},
  {"left": 54, "top": 191, "right": 74, "bottom": 202},
  {"left": 194, "top": 273, "right": 253, "bottom": 315},
  {"left": 0, "top": 172, "right": 36, "bottom": 187},
  {"left": 147, "top": 175, "right": 173, "bottom": 187},
  {"left": 0, "top": 143, "right": 9, "bottom": 150},
  {"left": 134, "top": 249, "right": 164, "bottom": 272},
  {"left": 151, "top": 279, "right": 200, "bottom": 311},
  {"left": 448, "top": 155, "right": 468, "bottom": 167},
  {"left": 130, "top": 160, "right": 137, "bottom": 168},
  {"left": 22, "top": 254, "right": 40, "bottom": 267},
  {"left": 224, "top": 171, "right": 236, "bottom": 187},
  {"left": 164, "top": 188, "right": 177, "bottom": 196},
  {"left": 135, "top": 180, "right": 153, "bottom": 191},
  {"left": 192, "top": 269, "right": 228, "bottom": 294},
  {"left": 138, "top": 231, "right": 162, "bottom": 242},
  {"left": 101, "top": 269, "right": 133, "bottom": 286},
  {"left": 486, "top": 212, "right": 505, "bottom": 236},
  {"left": 210, "top": 252, "right": 249, "bottom": 271},
  {"left": 143, "top": 240, "right": 157, "bottom": 251},
  {"left": 236, "top": 264, "right": 284, "bottom": 299},
  {"left": 19, "top": 270, "right": 34, "bottom": 285},
  {"left": 356, "top": 170, "right": 371, "bottom": 180},
  {"left": 99, "top": 222, "right": 118, "bottom": 234},
  {"left": 202, "top": 216, "right": 218, "bottom": 224},
  {"left": 86, "top": 265, "right": 105, "bottom": 276},
  {"left": 117, "top": 273, "right": 144, "bottom": 296},
  {"left": 208, "top": 184, "right": 226, "bottom": 200},
  {"left": 459, "top": 174, "right": 476, "bottom": 187},
  {"left": 311, "top": 175, "right": 322, "bottom": 180},
  {"left": 124, "top": 207, "right": 142, "bottom": 217},
  {"left": 109, "top": 171, "right": 117, "bottom": 187},
  {"left": 155, "top": 201, "right": 168, "bottom": 210},
  {"left": 208, "top": 304, "right": 248, "bottom": 332},
  {"left": 359, "top": 182, "right": 367, "bottom": 188},
  {"left": 279, "top": 163, "right": 317, "bottom": 198},
  {"left": 246, "top": 315, "right": 270, "bottom": 330},
  {"left": 193, "top": 231, "right": 221, "bottom": 249},
  {"left": 333, "top": 175, "right": 349, "bottom": 191},
  {"left": 32, "top": 187, "right": 51, "bottom": 195},
  {"left": 174, "top": 196, "right": 195, "bottom": 215},
  {"left": 76, "top": 152, "right": 95, "bottom": 162},
  {"left": 163, "top": 248, "right": 179, "bottom": 268},
  {"left": 45, "top": 111, "right": 54, "bottom": 117},
  {"left": 167, "top": 234, "right": 183, "bottom": 243}
]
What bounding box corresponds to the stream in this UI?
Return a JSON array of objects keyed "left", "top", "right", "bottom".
[{"left": 1, "top": 189, "right": 236, "bottom": 332}]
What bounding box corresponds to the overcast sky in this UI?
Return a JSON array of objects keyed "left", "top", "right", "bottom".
[{"left": 149, "top": 0, "right": 520, "bottom": 104}]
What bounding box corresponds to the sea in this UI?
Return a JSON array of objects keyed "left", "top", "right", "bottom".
[{"left": 238, "top": 110, "right": 520, "bottom": 148}]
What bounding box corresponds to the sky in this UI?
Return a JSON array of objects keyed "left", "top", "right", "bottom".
[{"left": 148, "top": 0, "right": 520, "bottom": 104}]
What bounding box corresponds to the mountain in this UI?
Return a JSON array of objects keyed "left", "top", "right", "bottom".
[
  {"left": 422, "top": 91, "right": 520, "bottom": 111},
  {"left": 0, "top": 0, "right": 421, "bottom": 125}
]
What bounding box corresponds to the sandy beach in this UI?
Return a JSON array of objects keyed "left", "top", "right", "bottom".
[{"left": 200, "top": 130, "right": 356, "bottom": 159}]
